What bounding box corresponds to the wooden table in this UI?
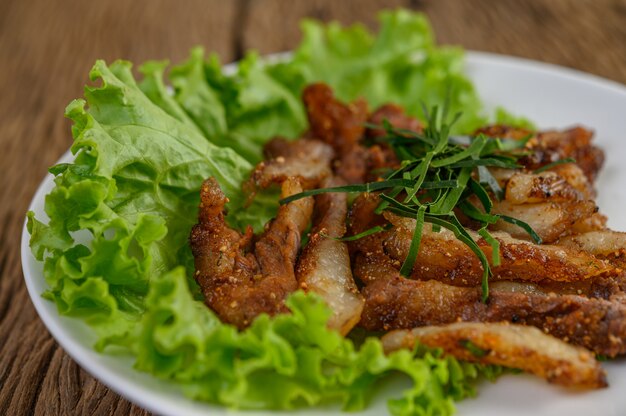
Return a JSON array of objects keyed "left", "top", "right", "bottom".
[{"left": 1, "top": 0, "right": 624, "bottom": 414}]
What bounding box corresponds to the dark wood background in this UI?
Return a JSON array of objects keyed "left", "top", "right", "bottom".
[{"left": 1, "top": 0, "right": 624, "bottom": 414}]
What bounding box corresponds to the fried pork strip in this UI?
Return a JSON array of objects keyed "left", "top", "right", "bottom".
[
  {"left": 360, "top": 275, "right": 626, "bottom": 356},
  {"left": 382, "top": 322, "right": 606, "bottom": 389},
  {"left": 383, "top": 213, "right": 617, "bottom": 287},
  {"left": 560, "top": 230, "right": 626, "bottom": 272},
  {"left": 549, "top": 163, "right": 596, "bottom": 198},
  {"left": 475, "top": 125, "right": 605, "bottom": 182},
  {"left": 296, "top": 177, "right": 364, "bottom": 335},
  {"left": 190, "top": 177, "right": 313, "bottom": 328},
  {"left": 504, "top": 171, "right": 589, "bottom": 204},
  {"left": 363, "top": 104, "right": 420, "bottom": 179},
  {"left": 366, "top": 103, "right": 423, "bottom": 139},
  {"left": 246, "top": 138, "right": 334, "bottom": 193},
  {"left": 302, "top": 84, "right": 419, "bottom": 184},
  {"left": 303, "top": 83, "right": 369, "bottom": 184},
  {"left": 348, "top": 190, "right": 626, "bottom": 356},
  {"left": 346, "top": 193, "right": 617, "bottom": 288},
  {"left": 560, "top": 230, "right": 626, "bottom": 259},
  {"left": 489, "top": 170, "right": 598, "bottom": 243}
]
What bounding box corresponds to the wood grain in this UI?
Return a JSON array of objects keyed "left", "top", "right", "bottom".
[{"left": 0, "top": 0, "right": 624, "bottom": 414}]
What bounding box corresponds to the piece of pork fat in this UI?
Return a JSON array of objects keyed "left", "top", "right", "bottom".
[
  {"left": 488, "top": 170, "right": 598, "bottom": 243},
  {"left": 296, "top": 177, "right": 364, "bottom": 335},
  {"left": 383, "top": 213, "right": 618, "bottom": 287},
  {"left": 382, "top": 322, "right": 606, "bottom": 389},
  {"left": 245, "top": 138, "right": 334, "bottom": 195},
  {"left": 359, "top": 274, "right": 626, "bottom": 357},
  {"left": 559, "top": 230, "right": 626, "bottom": 275},
  {"left": 189, "top": 177, "right": 313, "bottom": 329},
  {"left": 559, "top": 230, "right": 626, "bottom": 261}
]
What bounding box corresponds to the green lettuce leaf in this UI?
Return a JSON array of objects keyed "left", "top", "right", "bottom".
[
  {"left": 27, "top": 59, "right": 260, "bottom": 337},
  {"left": 494, "top": 106, "right": 536, "bottom": 130},
  {"left": 268, "top": 9, "right": 488, "bottom": 133},
  {"left": 224, "top": 52, "right": 307, "bottom": 163},
  {"left": 129, "top": 267, "right": 501, "bottom": 413},
  {"left": 27, "top": 9, "right": 512, "bottom": 415}
]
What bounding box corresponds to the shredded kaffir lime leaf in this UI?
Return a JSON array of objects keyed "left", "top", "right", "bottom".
[{"left": 282, "top": 106, "right": 542, "bottom": 302}]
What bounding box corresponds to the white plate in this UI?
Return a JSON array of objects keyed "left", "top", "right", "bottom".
[{"left": 21, "top": 51, "right": 626, "bottom": 416}]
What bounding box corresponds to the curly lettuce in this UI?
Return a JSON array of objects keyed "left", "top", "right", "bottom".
[
  {"left": 268, "top": 10, "right": 489, "bottom": 134},
  {"left": 27, "top": 10, "right": 510, "bottom": 415},
  {"left": 128, "top": 267, "right": 502, "bottom": 413}
]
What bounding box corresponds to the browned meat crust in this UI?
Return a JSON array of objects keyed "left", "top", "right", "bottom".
[
  {"left": 302, "top": 83, "right": 370, "bottom": 183},
  {"left": 382, "top": 322, "right": 607, "bottom": 389},
  {"left": 360, "top": 275, "right": 626, "bottom": 357},
  {"left": 489, "top": 170, "right": 598, "bottom": 243},
  {"left": 348, "top": 192, "right": 626, "bottom": 356},
  {"left": 383, "top": 214, "right": 618, "bottom": 287},
  {"left": 348, "top": 194, "right": 618, "bottom": 287},
  {"left": 296, "top": 177, "right": 364, "bottom": 335},
  {"left": 190, "top": 177, "right": 313, "bottom": 328},
  {"left": 246, "top": 138, "right": 334, "bottom": 194},
  {"left": 529, "top": 127, "right": 605, "bottom": 183},
  {"left": 302, "top": 85, "right": 427, "bottom": 184},
  {"left": 475, "top": 125, "right": 605, "bottom": 182},
  {"left": 559, "top": 231, "right": 626, "bottom": 275},
  {"left": 366, "top": 103, "right": 423, "bottom": 139}
]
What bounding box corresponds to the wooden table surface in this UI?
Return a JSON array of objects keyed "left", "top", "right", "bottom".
[{"left": 1, "top": 0, "right": 624, "bottom": 414}]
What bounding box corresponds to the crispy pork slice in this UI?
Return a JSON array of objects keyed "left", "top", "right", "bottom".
[
  {"left": 559, "top": 230, "right": 626, "bottom": 273},
  {"left": 474, "top": 125, "right": 604, "bottom": 182},
  {"left": 559, "top": 230, "right": 626, "bottom": 260},
  {"left": 302, "top": 83, "right": 368, "bottom": 155},
  {"left": 366, "top": 103, "right": 423, "bottom": 139},
  {"left": 489, "top": 170, "right": 598, "bottom": 243},
  {"left": 382, "top": 322, "right": 606, "bottom": 389},
  {"left": 504, "top": 171, "right": 587, "bottom": 204},
  {"left": 360, "top": 275, "right": 626, "bottom": 356},
  {"left": 549, "top": 163, "right": 595, "bottom": 198},
  {"left": 302, "top": 85, "right": 409, "bottom": 183},
  {"left": 490, "top": 200, "right": 598, "bottom": 244},
  {"left": 296, "top": 177, "right": 364, "bottom": 335},
  {"left": 527, "top": 127, "right": 605, "bottom": 183},
  {"left": 383, "top": 213, "right": 617, "bottom": 287},
  {"left": 246, "top": 138, "right": 334, "bottom": 192},
  {"left": 468, "top": 164, "right": 600, "bottom": 241},
  {"left": 190, "top": 177, "right": 313, "bottom": 329},
  {"left": 302, "top": 83, "right": 370, "bottom": 184},
  {"left": 473, "top": 124, "right": 534, "bottom": 141}
]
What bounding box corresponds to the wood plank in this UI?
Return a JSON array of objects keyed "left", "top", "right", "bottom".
[
  {"left": 241, "top": 0, "right": 626, "bottom": 83},
  {"left": 421, "top": 0, "right": 626, "bottom": 84}
]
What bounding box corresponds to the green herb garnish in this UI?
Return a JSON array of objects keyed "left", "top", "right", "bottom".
[
  {"left": 281, "top": 107, "right": 540, "bottom": 302},
  {"left": 320, "top": 224, "right": 393, "bottom": 242}
]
